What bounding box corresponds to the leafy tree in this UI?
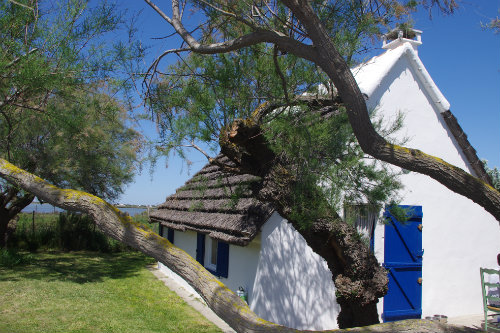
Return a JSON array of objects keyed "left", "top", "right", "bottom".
[
  {"left": 484, "top": 161, "right": 500, "bottom": 190},
  {"left": 141, "top": 0, "right": 500, "bottom": 328},
  {"left": 150, "top": 49, "right": 404, "bottom": 327},
  {"left": 3, "top": 0, "right": 498, "bottom": 332},
  {"left": 144, "top": 4, "right": 406, "bottom": 327},
  {"left": 0, "top": 0, "right": 142, "bottom": 248}
]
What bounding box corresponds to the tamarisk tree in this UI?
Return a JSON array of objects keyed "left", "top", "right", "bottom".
[
  {"left": 139, "top": 0, "right": 498, "bottom": 327},
  {"left": 0, "top": 0, "right": 142, "bottom": 247},
  {"left": 147, "top": 43, "right": 404, "bottom": 326}
]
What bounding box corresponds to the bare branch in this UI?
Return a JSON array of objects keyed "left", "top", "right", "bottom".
[
  {"left": 141, "top": 1, "right": 317, "bottom": 62},
  {"left": 143, "top": 0, "right": 173, "bottom": 24},
  {"left": 273, "top": 45, "right": 290, "bottom": 104},
  {"left": 142, "top": 47, "right": 191, "bottom": 96},
  {"left": 5, "top": 48, "right": 39, "bottom": 68},
  {"left": 7, "top": 0, "right": 33, "bottom": 10},
  {"left": 197, "top": 0, "right": 260, "bottom": 30}
]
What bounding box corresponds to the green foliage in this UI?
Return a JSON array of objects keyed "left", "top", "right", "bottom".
[
  {"left": 3, "top": 88, "right": 141, "bottom": 201},
  {"left": 10, "top": 212, "right": 131, "bottom": 252},
  {"left": 56, "top": 213, "right": 128, "bottom": 252},
  {"left": 384, "top": 203, "right": 412, "bottom": 223},
  {"left": 146, "top": 2, "right": 413, "bottom": 227},
  {"left": 0, "top": 249, "right": 33, "bottom": 267},
  {"left": 264, "top": 108, "right": 402, "bottom": 225},
  {"left": 149, "top": 45, "right": 324, "bottom": 157},
  {"left": 0, "top": 0, "right": 143, "bottom": 223},
  {"left": 483, "top": 160, "right": 500, "bottom": 191}
]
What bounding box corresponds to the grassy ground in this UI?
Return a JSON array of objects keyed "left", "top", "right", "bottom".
[{"left": 0, "top": 251, "right": 221, "bottom": 333}]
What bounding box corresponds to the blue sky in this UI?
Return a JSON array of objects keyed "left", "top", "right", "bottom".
[{"left": 118, "top": 1, "right": 500, "bottom": 205}]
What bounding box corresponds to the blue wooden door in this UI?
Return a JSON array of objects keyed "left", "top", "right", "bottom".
[{"left": 383, "top": 205, "right": 423, "bottom": 322}]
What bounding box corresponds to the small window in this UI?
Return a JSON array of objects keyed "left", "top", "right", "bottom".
[
  {"left": 158, "top": 225, "right": 174, "bottom": 244},
  {"left": 205, "top": 237, "right": 218, "bottom": 271},
  {"left": 195, "top": 233, "right": 229, "bottom": 278},
  {"left": 167, "top": 228, "right": 174, "bottom": 243},
  {"left": 344, "top": 204, "right": 380, "bottom": 252}
]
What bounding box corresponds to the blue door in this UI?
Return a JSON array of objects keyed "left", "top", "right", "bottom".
[{"left": 383, "top": 205, "right": 423, "bottom": 322}]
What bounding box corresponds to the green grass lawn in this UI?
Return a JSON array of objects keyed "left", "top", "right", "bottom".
[{"left": 0, "top": 251, "right": 222, "bottom": 333}]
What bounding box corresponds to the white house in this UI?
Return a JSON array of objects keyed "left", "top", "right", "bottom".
[{"left": 149, "top": 29, "right": 500, "bottom": 330}]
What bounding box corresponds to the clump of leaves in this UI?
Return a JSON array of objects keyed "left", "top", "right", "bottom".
[
  {"left": 264, "top": 106, "right": 403, "bottom": 227},
  {"left": 483, "top": 160, "right": 500, "bottom": 191}
]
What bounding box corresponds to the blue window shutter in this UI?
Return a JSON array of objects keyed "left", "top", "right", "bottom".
[
  {"left": 158, "top": 224, "right": 164, "bottom": 237},
  {"left": 196, "top": 233, "right": 205, "bottom": 265},
  {"left": 216, "top": 242, "right": 229, "bottom": 278},
  {"left": 167, "top": 228, "right": 174, "bottom": 244}
]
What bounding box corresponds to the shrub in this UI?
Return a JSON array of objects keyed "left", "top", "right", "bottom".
[{"left": 0, "top": 249, "right": 33, "bottom": 267}]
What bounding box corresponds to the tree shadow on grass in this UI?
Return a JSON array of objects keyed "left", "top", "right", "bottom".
[{"left": 0, "top": 251, "right": 154, "bottom": 284}]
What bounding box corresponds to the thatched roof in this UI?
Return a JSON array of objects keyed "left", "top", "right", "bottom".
[
  {"left": 149, "top": 110, "right": 490, "bottom": 246},
  {"left": 442, "top": 110, "right": 492, "bottom": 185},
  {"left": 149, "top": 155, "right": 274, "bottom": 246}
]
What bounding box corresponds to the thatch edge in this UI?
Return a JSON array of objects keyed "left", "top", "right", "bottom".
[{"left": 442, "top": 110, "right": 492, "bottom": 185}]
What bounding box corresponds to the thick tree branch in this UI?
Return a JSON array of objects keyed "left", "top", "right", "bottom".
[
  {"left": 0, "top": 157, "right": 474, "bottom": 332},
  {"left": 143, "top": 0, "right": 319, "bottom": 63},
  {"left": 145, "top": 0, "right": 500, "bottom": 222},
  {"left": 279, "top": 0, "right": 500, "bottom": 222}
]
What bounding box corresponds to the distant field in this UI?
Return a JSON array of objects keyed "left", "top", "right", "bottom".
[{"left": 0, "top": 251, "right": 221, "bottom": 333}]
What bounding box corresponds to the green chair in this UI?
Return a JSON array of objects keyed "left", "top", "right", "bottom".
[{"left": 481, "top": 268, "right": 500, "bottom": 331}]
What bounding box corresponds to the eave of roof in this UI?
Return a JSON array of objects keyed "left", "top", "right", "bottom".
[
  {"left": 442, "top": 110, "right": 492, "bottom": 185},
  {"left": 149, "top": 155, "right": 274, "bottom": 246}
]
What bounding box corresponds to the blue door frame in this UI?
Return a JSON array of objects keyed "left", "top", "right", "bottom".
[{"left": 383, "top": 205, "right": 423, "bottom": 322}]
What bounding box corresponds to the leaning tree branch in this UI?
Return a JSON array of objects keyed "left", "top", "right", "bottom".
[
  {"left": 144, "top": 0, "right": 500, "bottom": 222},
  {"left": 277, "top": 0, "right": 500, "bottom": 222},
  {"left": 0, "top": 158, "right": 472, "bottom": 332}
]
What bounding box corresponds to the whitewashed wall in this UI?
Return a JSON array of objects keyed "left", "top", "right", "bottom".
[
  {"left": 251, "top": 212, "right": 340, "bottom": 330},
  {"left": 157, "top": 228, "right": 261, "bottom": 301},
  {"left": 157, "top": 212, "right": 340, "bottom": 330},
  {"left": 357, "top": 45, "right": 500, "bottom": 319}
]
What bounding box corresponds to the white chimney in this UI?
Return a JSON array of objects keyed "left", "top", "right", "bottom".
[{"left": 382, "top": 27, "right": 422, "bottom": 53}]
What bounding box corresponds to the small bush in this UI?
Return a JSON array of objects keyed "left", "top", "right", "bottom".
[{"left": 0, "top": 249, "right": 33, "bottom": 267}]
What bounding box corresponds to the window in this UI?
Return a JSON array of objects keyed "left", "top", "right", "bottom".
[
  {"left": 344, "top": 204, "right": 380, "bottom": 252},
  {"left": 167, "top": 228, "right": 174, "bottom": 243},
  {"left": 158, "top": 224, "right": 174, "bottom": 244},
  {"left": 196, "top": 233, "right": 229, "bottom": 278},
  {"left": 206, "top": 237, "right": 218, "bottom": 271}
]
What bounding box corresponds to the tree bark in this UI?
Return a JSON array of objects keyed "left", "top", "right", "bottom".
[
  {"left": 0, "top": 158, "right": 477, "bottom": 333},
  {"left": 0, "top": 189, "right": 34, "bottom": 248},
  {"left": 219, "top": 118, "right": 387, "bottom": 328}
]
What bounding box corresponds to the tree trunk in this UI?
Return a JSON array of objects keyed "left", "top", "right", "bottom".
[
  {"left": 0, "top": 189, "right": 34, "bottom": 248},
  {"left": 0, "top": 213, "right": 8, "bottom": 248},
  {"left": 220, "top": 119, "right": 387, "bottom": 328},
  {"left": 0, "top": 157, "right": 476, "bottom": 333}
]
